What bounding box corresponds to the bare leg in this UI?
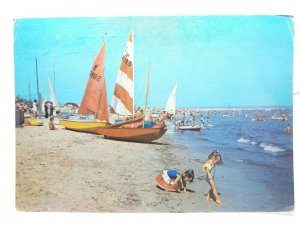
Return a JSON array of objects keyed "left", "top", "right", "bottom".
[
  {"left": 209, "top": 178, "right": 221, "bottom": 204},
  {"left": 205, "top": 189, "right": 212, "bottom": 201},
  {"left": 206, "top": 189, "right": 211, "bottom": 201}
]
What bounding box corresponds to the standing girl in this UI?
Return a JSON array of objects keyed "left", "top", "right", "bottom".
[{"left": 203, "top": 150, "right": 222, "bottom": 204}]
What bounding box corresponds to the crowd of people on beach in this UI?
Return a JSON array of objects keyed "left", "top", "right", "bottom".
[{"left": 15, "top": 97, "right": 59, "bottom": 130}]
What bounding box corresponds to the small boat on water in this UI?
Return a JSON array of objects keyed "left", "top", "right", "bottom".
[
  {"left": 271, "top": 115, "right": 287, "bottom": 121},
  {"left": 177, "top": 125, "right": 202, "bottom": 131}
]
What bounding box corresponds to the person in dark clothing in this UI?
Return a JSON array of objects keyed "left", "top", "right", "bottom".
[
  {"left": 49, "top": 102, "right": 54, "bottom": 117},
  {"left": 44, "top": 101, "right": 49, "bottom": 118}
]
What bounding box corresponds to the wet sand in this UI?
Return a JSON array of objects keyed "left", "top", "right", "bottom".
[{"left": 16, "top": 118, "right": 222, "bottom": 212}]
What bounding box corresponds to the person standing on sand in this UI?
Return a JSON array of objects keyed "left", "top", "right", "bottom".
[
  {"left": 33, "top": 99, "right": 38, "bottom": 117},
  {"left": 44, "top": 101, "right": 49, "bottom": 118},
  {"left": 49, "top": 101, "right": 54, "bottom": 117},
  {"left": 203, "top": 150, "right": 222, "bottom": 204}
]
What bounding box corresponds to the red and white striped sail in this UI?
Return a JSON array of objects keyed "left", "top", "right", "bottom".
[
  {"left": 111, "top": 32, "right": 134, "bottom": 116},
  {"left": 78, "top": 43, "right": 109, "bottom": 122}
]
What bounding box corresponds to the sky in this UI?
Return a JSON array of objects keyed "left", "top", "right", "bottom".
[{"left": 14, "top": 16, "right": 294, "bottom": 108}]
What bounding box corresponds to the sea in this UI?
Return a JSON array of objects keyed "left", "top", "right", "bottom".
[{"left": 165, "top": 107, "right": 294, "bottom": 212}]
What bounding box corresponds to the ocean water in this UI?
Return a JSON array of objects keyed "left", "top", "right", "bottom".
[{"left": 165, "top": 108, "right": 293, "bottom": 212}]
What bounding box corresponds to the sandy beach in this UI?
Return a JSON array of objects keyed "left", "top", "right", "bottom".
[{"left": 15, "top": 118, "right": 223, "bottom": 213}]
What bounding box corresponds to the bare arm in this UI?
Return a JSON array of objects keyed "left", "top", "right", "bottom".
[{"left": 173, "top": 175, "right": 182, "bottom": 192}]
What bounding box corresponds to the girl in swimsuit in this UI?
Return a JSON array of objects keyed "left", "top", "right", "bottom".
[
  {"left": 167, "top": 169, "right": 194, "bottom": 192},
  {"left": 203, "top": 150, "right": 222, "bottom": 204}
]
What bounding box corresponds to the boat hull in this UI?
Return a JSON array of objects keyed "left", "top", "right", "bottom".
[
  {"left": 178, "top": 125, "right": 201, "bottom": 131},
  {"left": 95, "top": 127, "right": 167, "bottom": 142},
  {"left": 24, "top": 118, "right": 43, "bottom": 126},
  {"left": 271, "top": 116, "right": 287, "bottom": 121},
  {"left": 59, "top": 119, "right": 107, "bottom": 133}
]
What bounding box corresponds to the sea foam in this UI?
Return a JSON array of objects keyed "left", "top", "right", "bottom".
[
  {"left": 237, "top": 137, "right": 252, "bottom": 143},
  {"left": 259, "top": 142, "right": 286, "bottom": 153},
  {"left": 237, "top": 136, "right": 287, "bottom": 153}
]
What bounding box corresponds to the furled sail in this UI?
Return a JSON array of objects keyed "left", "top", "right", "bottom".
[
  {"left": 110, "top": 32, "right": 134, "bottom": 116},
  {"left": 78, "top": 43, "right": 108, "bottom": 122}
]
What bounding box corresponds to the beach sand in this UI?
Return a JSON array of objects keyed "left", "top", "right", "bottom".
[{"left": 16, "top": 118, "right": 222, "bottom": 212}]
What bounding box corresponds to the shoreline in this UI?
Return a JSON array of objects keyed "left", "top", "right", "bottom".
[{"left": 16, "top": 118, "right": 223, "bottom": 212}]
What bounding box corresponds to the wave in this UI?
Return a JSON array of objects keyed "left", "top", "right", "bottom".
[
  {"left": 237, "top": 137, "right": 251, "bottom": 143},
  {"left": 237, "top": 136, "right": 287, "bottom": 153},
  {"left": 259, "top": 142, "right": 286, "bottom": 153}
]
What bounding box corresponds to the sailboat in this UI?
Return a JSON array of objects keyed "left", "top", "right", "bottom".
[
  {"left": 165, "top": 84, "right": 177, "bottom": 119},
  {"left": 59, "top": 43, "right": 109, "bottom": 132},
  {"left": 48, "top": 77, "right": 60, "bottom": 115},
  {"left": 95, "top": 32, "right": 167, "bottom": 142}
]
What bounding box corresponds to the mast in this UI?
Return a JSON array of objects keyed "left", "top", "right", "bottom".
[
  {"left": 132, "top": 29, "right": 135, "bottom": 118},
  {"left": 35, "top": 58, "right": 42, "bottom": 119},
  {"left": 53, "top": 59, "right": 56, "bottom": 95},
  {"left": 142, "top": 64, "right": 150, "bottom": 128},
  {"left": 35, "top": 58, "right": 39, "bottom": 94},
  {"left": 28, "top": 83, "right": 31, "bottom": 101}
]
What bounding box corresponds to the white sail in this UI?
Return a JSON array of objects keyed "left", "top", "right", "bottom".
[
  {"left": 110, "top": 32, "right": 134, "bottom": 116},
  {"left": 48, "top": 77, "right": 60, "bottom": 110},
  {"left": 165, "top": 84, "right": 177, "bottom": 114}
]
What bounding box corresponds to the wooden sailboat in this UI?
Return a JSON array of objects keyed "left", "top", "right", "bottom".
[
  {"left": 165, "top": 84, "right": 177, "bottom": 119},
  {"left": 109, "top": 32, "right": 144, "bottom": 127},
  {"left": 96, "top": 34, "right": 167, "bottom": 142},
  {"left": 59, "top": 43, "right": 109, "bottom": 132}
]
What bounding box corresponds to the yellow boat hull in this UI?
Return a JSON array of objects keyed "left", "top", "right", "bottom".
[
  {"left": 59, "top": 119, "right": 107, "bottom": 133},
  {"left": 25, "top": 118, "right": 43, "bottom": 126}
]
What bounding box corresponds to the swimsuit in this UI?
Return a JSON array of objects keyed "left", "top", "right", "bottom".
[{"left": 203, "top": 162, "right": 215, "bottom": 183}]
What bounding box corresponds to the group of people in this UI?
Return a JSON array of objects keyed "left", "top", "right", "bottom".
[
  {"left": 164, "top": 149, "right": 223, "bottom": 204},
  {"left": 31, "top": 99, "right": 56, "bottom": 118},
  {"left": 43, "top": 101, "right": 55, "bottom": 118},
  {"left": 175, "top": 112, "right": 211, "bottom": 127},
  {"left": 32, "top": 99, "right": 58, "bottom": 131}
]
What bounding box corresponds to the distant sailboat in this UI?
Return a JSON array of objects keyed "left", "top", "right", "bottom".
[
  {"left": 165, "top": 84, "right": 177, "bottom": 119},
  {"left": 96, "top": 32, "right": 166, "bottom": 142},
  {"left": 59, "top": 43, "right": 109, "bottom": 132}
]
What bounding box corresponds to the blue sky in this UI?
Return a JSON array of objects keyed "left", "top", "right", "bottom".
[{"left": 14, "top": 16, "right": 294, "bottom": 108}]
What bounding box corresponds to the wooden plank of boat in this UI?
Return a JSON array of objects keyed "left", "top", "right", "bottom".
[
  {"left": 178, "top": 125, "right": 201, "bottom": 131},
  {"left": 96, "top": 127, "right": 167, "bottom": 142}
]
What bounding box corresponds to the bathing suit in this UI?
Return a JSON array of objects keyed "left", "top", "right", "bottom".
[
  {"left": 167, "top": 170, "right": 186, "bottom": 188},
  {"left": 203, "top": 162, "right": 215, "bottom": 183}
]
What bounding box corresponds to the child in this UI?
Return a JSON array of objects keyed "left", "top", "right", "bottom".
[
  {"left": 203, "top": 150, "right": 222, "bottom": 203},
  {"left": 49, "top": 116, "right": 58, "bottom": 130},
  {"left": 165, "top": 169, "right": 194, "bottom": 192}
]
